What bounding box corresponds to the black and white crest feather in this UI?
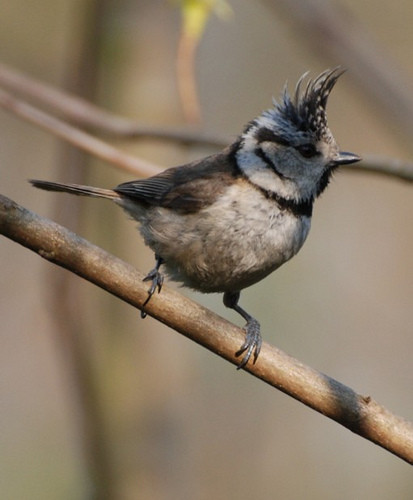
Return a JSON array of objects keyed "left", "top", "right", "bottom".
[{"left": 262, "top": 68, "right": 344, "bottom": 143}]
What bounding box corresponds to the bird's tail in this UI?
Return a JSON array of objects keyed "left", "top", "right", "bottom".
[{"left": 29, "top": 180, "right": 119, "bottom": 200}]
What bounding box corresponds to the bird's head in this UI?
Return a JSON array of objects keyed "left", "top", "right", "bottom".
[{"left": 237, "top": 68, "right": 361, "bottom": 202}]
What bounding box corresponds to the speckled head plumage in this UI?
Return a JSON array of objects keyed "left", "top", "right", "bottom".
[{"left": 261, "top": 68, "right": 344, "bottom": 144}]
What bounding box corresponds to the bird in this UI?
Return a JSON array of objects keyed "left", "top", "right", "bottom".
[{"left": 30, "top": 68, "right": 361, "bottom": 369}]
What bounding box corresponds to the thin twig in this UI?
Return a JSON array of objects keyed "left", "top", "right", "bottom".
[
  {"left": 0, "top": 87, "right": 160, "bottom": 177},
  {"left": 0, "top": 63, "right": 413, "bottom": 183},
  {"left": 1, "top": 192, "right": 412, "bottom": 465},
  {"left": 0, "top": 62, "right": 226, "bottom": 147},
  {"left": 348, "top": 156, "right": 413, "bottom": 183}
]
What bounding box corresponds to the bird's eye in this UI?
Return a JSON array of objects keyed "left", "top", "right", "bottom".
[{"left": 296, "top": 143, "right": 318, "bottom": 158}]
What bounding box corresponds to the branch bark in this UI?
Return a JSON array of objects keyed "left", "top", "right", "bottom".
[{"left": 1, "top": 192, "right": 412, "bottom": 465}]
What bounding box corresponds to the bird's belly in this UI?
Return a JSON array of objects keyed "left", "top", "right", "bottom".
[{"left": 143, "top": 201, "right": 311, "bottom": 293}]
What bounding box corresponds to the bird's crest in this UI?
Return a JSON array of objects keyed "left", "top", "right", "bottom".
[{"left": 263, "top": 68, "right": 344, "bottom": 142}]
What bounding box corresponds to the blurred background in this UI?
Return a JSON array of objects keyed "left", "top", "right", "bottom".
[{"left": 0, "top": 1, "right": 412, "bottom": 498}]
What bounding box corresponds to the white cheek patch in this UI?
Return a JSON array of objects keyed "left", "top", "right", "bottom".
[{"left": 236, "top": 146, "right": 300, "bottom": 200}]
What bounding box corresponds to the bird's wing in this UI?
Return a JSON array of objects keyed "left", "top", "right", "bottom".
[{"left": 114, "top": 148, "right": 240, "bottom": 213}]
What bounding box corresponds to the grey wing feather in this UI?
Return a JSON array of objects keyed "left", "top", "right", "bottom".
[
  {"left": 114, "top": 171, "right": 175, "bottom": 204},
  {"left": 114, "top": 148, "right": 239, "bottom": 212}
]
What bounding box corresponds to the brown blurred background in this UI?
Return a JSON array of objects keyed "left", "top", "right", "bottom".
[{"left": 0, "top": 1, "right": 412, "bottom": 498}]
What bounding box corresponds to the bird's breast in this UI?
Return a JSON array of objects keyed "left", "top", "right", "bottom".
[{"left": 139, "top": 182, "right": 311, "bottom": 293}]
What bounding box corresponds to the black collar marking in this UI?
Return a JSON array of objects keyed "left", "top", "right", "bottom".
[{"left": 258, "top": 188, "right": 313, "bottom": 217}]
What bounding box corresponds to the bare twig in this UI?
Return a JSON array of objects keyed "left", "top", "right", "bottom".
[
  {"left": 0, "top": 62, "right": 226, "bottom": 147},
  {"left": 1, "top": 192, "right": 413, "bottom": 465},
  {"left": 0, "top": 87, "right": 160, "bottom": 177},
  {"left": 349, "top": 156, "right": 413, "bottom": 183},
  {"left": 1, "top": 63, "right": 413, "bottom": 184},
  {"left": 1, "top": 74, "right": 413, "bottom": 185}
]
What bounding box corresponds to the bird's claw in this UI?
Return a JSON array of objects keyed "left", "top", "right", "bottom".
[
  {"left": 141, "top": 268, "right": 164, "bottom": 318},
  {"left": 235, "top": 318, "right": 262, "bottom": 370}
]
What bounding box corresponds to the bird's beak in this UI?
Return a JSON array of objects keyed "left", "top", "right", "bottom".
[{"left": 333, "top": 151, "right": 361, "bottom": 166}]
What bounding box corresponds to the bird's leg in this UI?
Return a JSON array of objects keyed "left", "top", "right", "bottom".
[
  {"left": 141, "top": 255, "right": 164, "bottom": 318},
  {"left": 223, "top": 291, "right": 262, "bottom": 369}
]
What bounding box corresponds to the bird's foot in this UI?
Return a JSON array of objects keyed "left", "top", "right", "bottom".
[
  {"left": 235, "top": 318, "right": 262, "bottom": 370},
  {"left": 141, "top": 266, "right": 164, "bottom": 318}
]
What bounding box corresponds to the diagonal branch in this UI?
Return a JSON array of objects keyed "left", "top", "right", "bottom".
[{"left": 1, "top": 192, "right": 413, "bottom": 465}]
